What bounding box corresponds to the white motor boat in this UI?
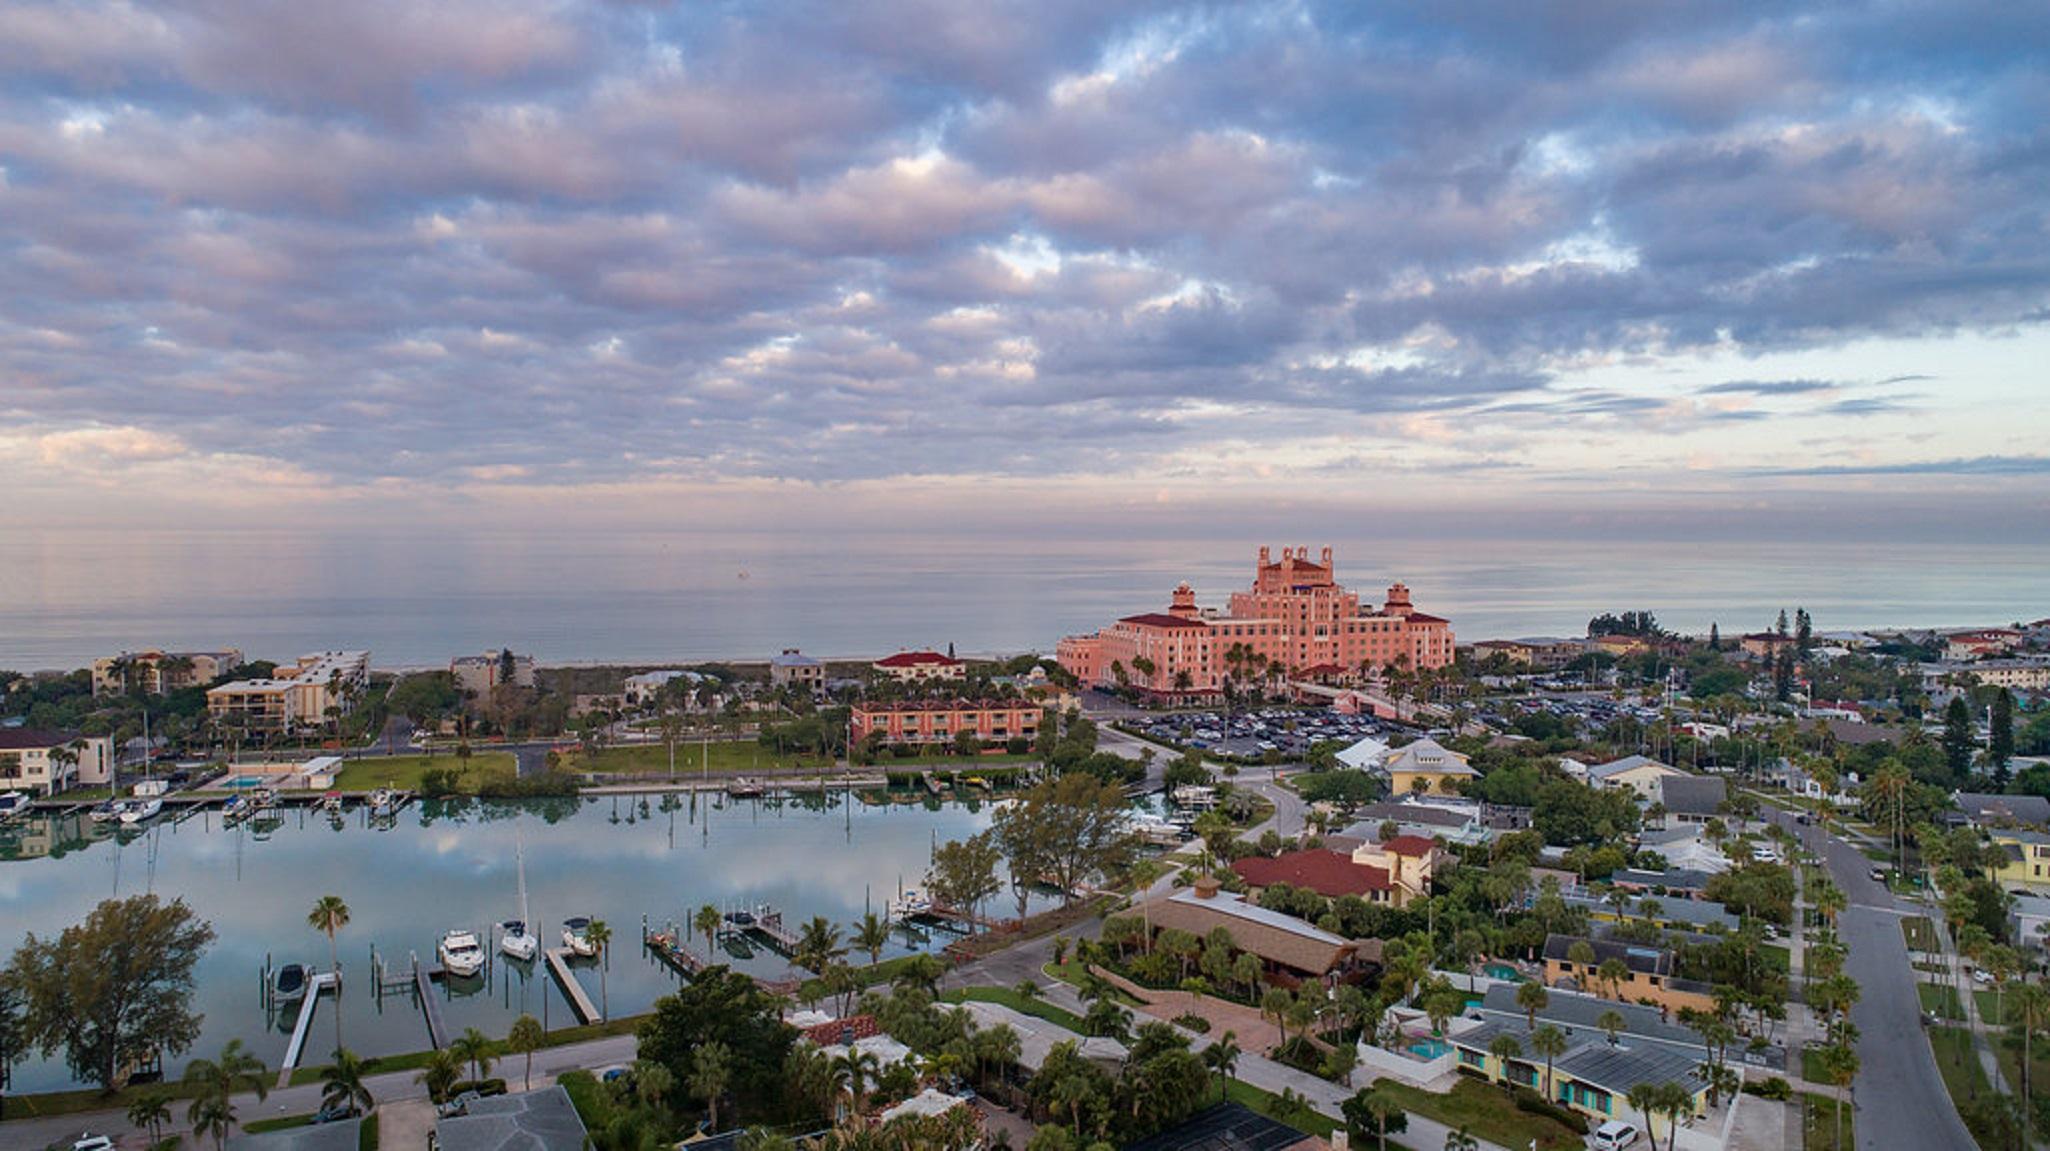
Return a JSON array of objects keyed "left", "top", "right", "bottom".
[
  {"left": 561, "top": 916, "right": 598, "bottom": 958},
  {"left": 368, "top": 788, "right": 399, "bottom": 818},
  {"left": 273, "top": 962, "right": 308, "bottom": 1005},
  {"left": 88, "top": 799, "right": 121, "bottom": 824},
  {"left": 888, "top": 888, "right": 932, "bottom": 921},
  {"left": 119, "top": 797, "right": 164, "bottom": 825},
  {"left": 500, "top": 831, "right": 539, "bottom": 962},
  {"left": 0, "top": 791, "right": 29, "bottom": 822},
  {"left": 438, "top": 930, "right": 485, "bottom": 978}
]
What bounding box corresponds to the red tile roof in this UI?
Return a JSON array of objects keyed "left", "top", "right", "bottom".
[
  {"left": 1118, "top": 613, "right": 1209, "bottom": 629},
  {"left": 1379, "top": 834, "right": 1439, "bottom": 857},
  {"left": 1405, "top": 613, "right": 1450, "bottom": 625},
  {"left": 874, "top": 651, "right": 961, "bottom": 667},
  {"left": 803, "top": 1014, "right": 883, "bottom": 1046},
  {"left": 1232, "top": 849, "right": 1392, "bottom": 897}
]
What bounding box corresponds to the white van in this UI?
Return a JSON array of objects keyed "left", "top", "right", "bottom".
[{"left": 1590, "top": 1119, "right": 1641, "bottom": 1149}]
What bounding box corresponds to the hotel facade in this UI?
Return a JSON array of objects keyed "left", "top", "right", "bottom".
[
  {"left": 207, "top": 650, "right": 370, "bottom": 734},
  {"left": 1056, "top": 547, "right": 1454, "bottom": 699}
]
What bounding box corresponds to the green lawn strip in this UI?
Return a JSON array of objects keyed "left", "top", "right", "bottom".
[
  {"left": 1974, "top": 988, "right": 2007, "bottom": 1027},
  {"left": 1799, "top": 1046, "right": 1828, "bottom": 1085},
  {"left": 573, "top": 743, "right": 834, "bottom": 776},
  {"left": 1220, "top": 1079, "right": 1342, "bottom": 1140},
  {"left": 1375, "top": 1079, "right": 1585, "bottom": 1151},
  {"left": 1992, "top": 1027, "right": 2050, "bottom": 1103},
  {"left": 1760, "top": 944, "right": 1791, "bottom": 973},
  {"left": 288, "top": 1014, "right": 647, "bottom": 1085},
  {"left": 245, "top": 1113, "right": 317, "bottom": 1134},
  {"left": 330, "top": 754, "right": 517, "bottom": 792},
  {"left": 1901, "top": 917, "right": 1938, "bottom": 951},
  {"left": 941, "top": 986, "right": 1089, "bottom": 1034},
  {"left": 1919, "top": 982, "right": 1964, "bottom": 1022},
  {"left": 797, "top": 954, "right": 929, "bottom": 1001},
  {"left": 1801, "top": 1091, "right": 1854, "bottom": 1151},
  {"left": 360, "top": 1111, "right": 379, "bottom": 1151},
  {"left": 0, "top": 1075, "right": 222, "bottom": 1121},
  {"left": 1927, "top": 1024, "right": 2004, "bottom": 1143}
]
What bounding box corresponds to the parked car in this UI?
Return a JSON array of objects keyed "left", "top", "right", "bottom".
[
  {"left": 74, "top": 1136, "right": 116, "bottom": 1151},
  {"left": 1869, "top": 867, "right": 1887, "bottom": 882},
  {"left": 1590, "top": 1119, "right": 1642, "bottom": 1149},
  {"left": 313, "top": 1103, "right": 359, "bottom": 1124},
  {"left": 436, "top": 1090, "right": 483, "bottom": 1118}
]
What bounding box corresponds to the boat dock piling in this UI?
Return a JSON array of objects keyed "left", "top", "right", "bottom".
[
  {"left": 276, "top": 970, "right": 341, "bottom": 1086},
  {"left": 643, "top": 920, "right": 706, "bottom": 977},
  {"left": 747, "top": 905, "right": 801, "bottom": 955},
  {"left": 544, "top": 947, "right": 602, "bottom": 1024}
]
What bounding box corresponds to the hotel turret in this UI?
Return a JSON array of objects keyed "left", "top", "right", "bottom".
[{"left": 1056, "top": 546, "right": 1453, "bottom": 699}]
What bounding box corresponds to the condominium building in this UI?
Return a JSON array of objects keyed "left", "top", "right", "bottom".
[
  {"left": 1057, "top": 546, "right": 1454, "bottom": 699},
  {"left": 0, "top": 729, "right": 115, "bottom": 796},
  {"left": 91, "top": 649, "right": 244, "bottom": 696},
  {"left": 850, "top": 699, "right": 1040, "bottom": 747},
  {"left": 207, "top": 651, "right": 369, "bottom": 733},
  {"left": 450, "top": 650, "right": 536, "bottom": 698}
]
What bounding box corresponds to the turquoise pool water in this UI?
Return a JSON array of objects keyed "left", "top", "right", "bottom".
[
  {"left": 1409, "top": 1038, "right": 1452, "bottom": 1059},
  {"left": 1483, "top": 963, "right": 1524, "bottom": 982},
  {"left": 220, "top": 775, "right": 269, "bottom": 788}
]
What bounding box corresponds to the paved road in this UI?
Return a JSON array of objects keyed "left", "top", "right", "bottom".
[{"left": 1766, "top": 806, "right": 1977, "bottom": 1151}]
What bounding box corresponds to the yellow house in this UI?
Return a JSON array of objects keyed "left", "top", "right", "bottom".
[
  {"left": 1378, "top": 738, "right": 1476, "bottom": 796},
  {"left": 1448, "top": 1019, "right": 1709, "bottom": 1140},
  {"left": 1587, "top": 755, "right": 1686, "bottom": 801},
  {"left": 1990, "top": 830, "right": 2050, "bottom": 893}
]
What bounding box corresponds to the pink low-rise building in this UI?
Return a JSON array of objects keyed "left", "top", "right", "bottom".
[
  {"left": 1056, "top": 546, "right": 1454, "bottom": 699},
  {"left": 851, "top": 699, "right": 1041, "bottom": 747}
]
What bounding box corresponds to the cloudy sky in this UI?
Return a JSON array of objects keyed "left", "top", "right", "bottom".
[{"left": 2, "top": 0, "right": 2046, "bottom": 540}]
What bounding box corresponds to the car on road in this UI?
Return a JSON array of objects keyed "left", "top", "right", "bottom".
[
  {"left": 1870, "top": 866, "right": 1887, "bottom": 882},
  {"left": 313, "top": 1103, "right": 359, "bottom": 1124},
  {"left": 1972, "top": 967, "right": 1993, "bottom": 984},
  {"left": 1590, "top": 1119, "right": 1642, "bottom": 1149},
  {"left": 74, "top": 1136, "right": 115, "bottom": 1151}
]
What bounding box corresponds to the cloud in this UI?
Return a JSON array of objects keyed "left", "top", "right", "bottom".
[
  {"left": 1762, "top": 455, "right": 2050, "bottom": 477},
  {"left": 0, "top": 0, "right": 2043, "bottom": 519}
]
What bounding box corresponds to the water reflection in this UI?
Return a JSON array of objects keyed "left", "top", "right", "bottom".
[{"left": 0, "top": 789, "right": 1051, "bottom": 1092}]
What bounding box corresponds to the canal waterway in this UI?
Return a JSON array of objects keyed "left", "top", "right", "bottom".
[{"left": 0, "top": 789, "right": 1049, "bottom": 1092}]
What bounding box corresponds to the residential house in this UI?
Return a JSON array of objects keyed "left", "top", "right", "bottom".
[
  {"left": 1956, "top": 792, "right": 2050, "bottom": 830},
  {"left": 1656, "top": 774, "right": 1728, "bottom": 825},
  {"left": 1122, "top": 1103, "right": 1324, "bottom": 1151},
  {"left": 433, "top": 1084, "right": 588, "bottom": 1151},
  {"left": 1739, "top": 632, "right": 1798, "bottom": 660},
  {"left": 1448, "top": 1018, "right": 1709, "bottom": 1141},
  {"left": 1136, "top": 877, "right": 1378, "bottom": 987},
  {"left": 0, "top": 729, "right": 115, "bottom": 796},
  {"left": 1946, "top": 630, "right": 2024, "bottom": 661},
  {"left": 770, "top": 649, "right": 825, "bottom": 691},
  {"left": 1610, "top": 867, "right": 1716, "bottom": 900},
  {"left": 871, "top": 650, "right": 965, "bottom": 683},
  {"left": 1333, "top": 734, "right": 1391, "bottom": 770},
  {"left": 1587, "top": 755, "right": 1686, "bottom": 800},
  {"left": 1349, "top": 834, "right": 1445, "bottom": 907},
  {"left": 1565, "top": 890, "right": 1739, "bottom": 933},
  {"left": 2011, "top": 892, "right": 2050, "bottom": 950},
  {"left": 1232, "top": 849, "right": 1400, "bottom": 904},
  {"left": 1335, "top": 799, "right": 1491, "bottom": 849},
  {"left": 1541, "top": 933, "right": 1716, "bottom": 1015},
  {"left": 1635, "top": 828, "right": 1735, "bottom": 875},
  {"left": 1473, "top": 981, "right": 1783, "bottom": 1071},
  {"left": 621, "top": 669, "right": 708, "bottom": 708},
  {"left": 1379, "top": 737, "right": 1477, "bottom": 797},
  {"left": 1989, "top": 829, "right": 2050, "bottom": 895}
]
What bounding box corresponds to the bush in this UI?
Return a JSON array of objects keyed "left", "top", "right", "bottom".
[
  {"left": 1173, "top": 1012, "right": 1212, "bottom": 1034},
  {"left": 449, "top": 1078, "right": 508, "bottom": 1098},
  {"left": 1454, "top": 1063, "right": 1490, "bottom": 1083},
  {"left": 1511, "top": 1087, "right": 1589, "bottom": 1134},
  {"left": 1744, "top": 1076, "right": 1792, "bottom": 1101},
  {"left": 1006, "top": 738, "right": 1030, "bottom": 755}
]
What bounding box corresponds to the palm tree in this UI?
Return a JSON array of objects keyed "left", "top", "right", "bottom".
[
  {"left": 795, "top": 916, "right": 846, "bottom": 976},
  {"left": 1516, "top": 980, "right": 1549, "bottom": 1030},
  {"left": 1201, "top": 1032, "right": 1241, "bottom": 1100},
  {"left": 1818, "top": 1044, "right": 1858, "bottom": 1150},
  {"left": 184, "top": 1040, "right": 266, "bottom": 1151},
  {"left": 2012, "top": 981, "right": 2050, "bottom": 1149},
  {"left": 127, "top": 1090, "right": 172, "bottom": 1147},
  {"left": 690, "top": 1041, "right": 733, "bottom": 1131},
  {"left": 831, "top": 1047, "right": 881, "bottom": 1118},
  {"left": 307, "top": 895, "right": 350, "bottom": 1050},
  {"left": 417, "top": 1049, "right": 462, "bottom": 1103},
  {"left": 450, "top": 1027, "right": 495, "bottom": 1086},
  {"left": 1597, "top": 958, "right": 1630, "bottom": 1001},
  {"left": 1443, "top": 1127, "right": 1480, "bottom": 1151},
  {"left": 1358, "top": 1082, "right": 1407, "bottom": 1151},
  {"left": 1655, "top": 1081, "right": 1694, "bottom": 1151},
  {"left": 1627, "top": 1083, "right": 1660, "bottom": 1148},
  {"left": 320, "top": 1048, "right": 374, "bottom": 1117},
  {"left": 695, "top": 904, "right": 723, "bottom": 956},
  {"left": 635, "top": 1059, "right": 675, "bottom": 1110},
  {"left": 506, "top": 1014, "right": 544, "bottom": 1091},
  {"left": 1488, "top": 1034, "right": 1523, "bottom": 1080},
  {"left": 854, "top": 911, "right": 891, "bottom": 969},
  {"left": 585, "top": 918, "right": 613, "bottom": 1018},
  {"left": 1596, "top": 1010, "right": 1627, "bottom": 1046},
  {"left": 1531, "top": 1025, "right": 1567, "bottom": 1101}
]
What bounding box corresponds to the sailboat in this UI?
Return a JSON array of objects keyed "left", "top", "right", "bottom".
[{"left": 499, "top": 830, "right": 539, "bottom": 962}]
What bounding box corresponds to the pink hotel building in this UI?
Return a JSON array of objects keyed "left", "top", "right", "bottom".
[{"left": 1056, "top": 547, "right": 1454, "bottom": 698}]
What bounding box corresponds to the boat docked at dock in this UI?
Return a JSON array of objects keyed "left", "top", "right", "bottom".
[
  {"left": 727, "top": 777, "right": 767, "bottom": 798},
  {"left": 561, "top": 916, "right": 599, "bottom": 958},
  {"left": 368, "top": 788, "right": 399, "bottom": 818},
  {"left": 273, "top": 962, "right": 308, "bottom": 1005},
  {"left": 88, "top": 799, "right": 120, "bottom": 824},
  {"left": 0, "top": 791, "right": 30, "bottom": 822},
  {"left": 888, "top": 888, "right": 932, "bottom": 920},
  {"left": 118, "top": 797, "right": 164, "bottom": 826},
  {"left": 221, "top": 794, "right": 251, "bottom": 821},
  {"left": 499, "top": 830, "right": 539, "bottom": 962},
  {"left": 438, "top": 929, "right": 485, "bottom": 978}
]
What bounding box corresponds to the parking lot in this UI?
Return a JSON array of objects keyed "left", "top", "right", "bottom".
[{"left": 1127, "top": 707, "right": 1387, "bottom": 760}]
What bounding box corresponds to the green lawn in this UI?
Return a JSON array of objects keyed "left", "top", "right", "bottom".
[
  {"left": 1802, "top": 1091, "right": 1854, "bottom": 1150},
  {"left": 578, "top": 742, "right": 840, "bottom": 776},
  {"left": 1375, "top": 1079, "right": 1586, "bottom": 1151},
  {"left": 1221, "top": 1079, "right": 1343, "bottom": 1140},
  {"left": 1928, "top": 1024, "right": 2007, "bottom": 1146},
  {"left": 245, "top": 1113, "right": 316, "bottom": 1134},
  {"left": 330, "top": 753, "right": 516, "bottom": 792},
  {"left": 1975, "top": 988, "right": 2008, "bottom": 1027},
  {"left": 940, "top": 986, "right": 1089, "bottom": 1035},
  {"left": 1919, "top": 982, "right": 1964, "bottom": 1022},
  {"left": 1761, "top": 944, "right": 1791, "bottom": 973},
  {"left": 287, "top": 1013, "right": 646, "bottom": 1085},
  {"left": 1902, "top": 917, "right": 1939, "bottom": 952},
  {"left": 1800, "top": 1046, "right": 1829, "bottom": 1085},
  {"left": 1993, "top": 1027, "right": 2050, "bottom": 1105}
]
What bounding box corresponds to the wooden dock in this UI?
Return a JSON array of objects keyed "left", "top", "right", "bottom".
[
  {"left": 277, "top": 970, "right": 341, "bottom": 1086},
  {"left": 545, "top": 947, "right": 602, "bottom": 1024},
  {"left": 746, "top": 906, "right": 801, "bottom": 955},
  {"left": 414, "top": 955, "right": 450, "bottom": 1049},
  {"left": 644, "top": 929, "right": 706, "bottom": 977}
]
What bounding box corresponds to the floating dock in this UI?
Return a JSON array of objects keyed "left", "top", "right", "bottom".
[
  {"left": 644, "top": 928, "right": 706, "bottom": 977},
  {"left": 277, "top": 970, "right": 341, "bottom": 1086},
  {"left": 545, "top": 948, "right": 602, "bottom": 1024},
  {"left": 415, "top": 956, "right": 450, "bottom": 1049},
  {"left": 746, "top": 906, "right": 801, "bottom": 955}
]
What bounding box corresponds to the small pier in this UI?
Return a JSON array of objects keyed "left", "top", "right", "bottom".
[
  {"left": 918, "top": 903, "right": 1001, "bottom": 932},
  {"left": 745, "top": 905, "right": 801, "bottom": 955},
  {"left": 545, "top": 948, "right": 602, "bottom": 1024},
  {"left": 643, "top": 926, "right": 706, "bottom": 977},
  {"left": 414, "top": 955, "right": 450, "bottom": 1049},
  {"left": 277, "top": 970, "right": 341, "bottom": 1086},
  {"left": 921, "top": 772, "right": 942, "bottom": 795}
]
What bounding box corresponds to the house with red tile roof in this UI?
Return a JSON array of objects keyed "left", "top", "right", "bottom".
[
  {"left": 1232, "top": 849, "right": 1395, "bottom": 902},
  {"left": 1347, "top": 835, "right": 1446, "bottom": 907},
  {"left": 872, "top": 650, "right": 965, "bottom": 683}
]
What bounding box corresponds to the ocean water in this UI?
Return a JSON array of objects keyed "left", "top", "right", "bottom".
[{"left": 1, "top": 527, "right": 2045, "bottom": 669}]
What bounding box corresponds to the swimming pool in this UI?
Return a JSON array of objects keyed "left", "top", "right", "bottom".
[
  {"left": 220, "top": 775, "right": 270, "bottom": 789},
  {"left": 1483, "top": 963, "right": 1525, "bottom": 982},
  {"left": 1408, "top": 1038, "right": 1453, "bottom": 1059}
]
